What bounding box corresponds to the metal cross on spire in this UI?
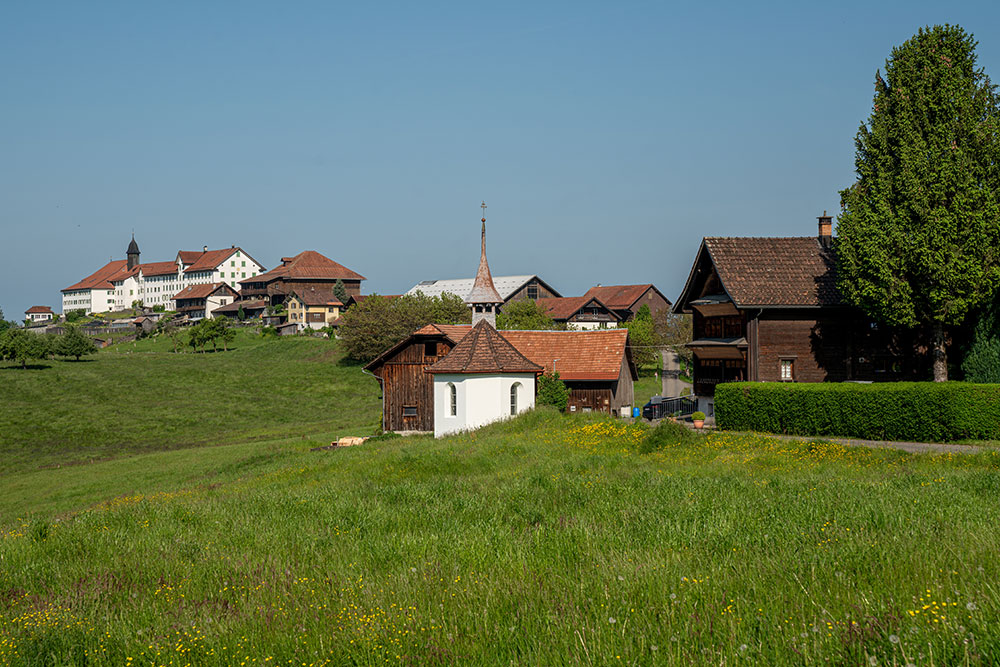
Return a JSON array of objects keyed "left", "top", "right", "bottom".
[{"left": 481, "top": 200, "right": 487, "bottom": 223}]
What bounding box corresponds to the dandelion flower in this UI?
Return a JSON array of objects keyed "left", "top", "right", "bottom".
[
  {"left": 967, "top": 602, "right": 977, "bottom": 611},
  {"left": 889, "top": 634, "right": 900, "bottom": 644},
  {"left": 608, "top": 617, "right": 617, "bottom": 624}
]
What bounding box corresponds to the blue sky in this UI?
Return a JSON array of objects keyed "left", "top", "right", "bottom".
[{"left": 3, "top": 1, "right": 999, "bottom": 319}]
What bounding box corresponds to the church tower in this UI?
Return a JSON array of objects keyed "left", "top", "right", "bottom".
[
  {"left": 465, "top": 202, "right": 503, "bottom": 327},
  {"left": 126, "top": 233, "right": 140, "bottom": 271}
]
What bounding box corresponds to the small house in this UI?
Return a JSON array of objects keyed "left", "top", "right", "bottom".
[
  {"left": 583, "top": 284, "right": 672, "bottom": 321},
  {"left": 285, "top": 289, "right": 343, "bottom": 330},
  {"left": 536, "top": 296, "right": 621, "bottom": 329},
  {"left": 24, "top": 306, "right": 55, "bottom": 324},
  {"left": 172, "top": 283, "right": 239, "bottom": 320}
]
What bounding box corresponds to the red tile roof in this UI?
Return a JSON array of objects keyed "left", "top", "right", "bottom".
[
  {"left": 583, "top": 284, "right": 667, "bottom": 310},
  {"left": 426, "top": 321, "right": 542, "bottom": 374},
  {"left": 183, "top": 248, "right": 238, "bottom": 274},
  {"left": 413, "top": 324, "right": 634, "bottom": 381},
  {"left": 243, "top": 250, "right": 365, "bottom": 284},
  {"left": 62, "top": 260, "right": 129, "bottom": 292},
  {"left": 536, "top": 296, "right": 619, "bottom": 322},
  {"left": 141, "top": 261, "right": 179, "bottom": 277},
  {"left": 25, "top": 305, "right": 54, "bottom": 314},
  {"left": 702, "top": 237, "right": 841, "bottom": 307},
  {"left": 288, "top": 289, "right": 344, "bottom": 307},
  {"left": 173, "top": 282, "right": 238, "bottom": 301}
]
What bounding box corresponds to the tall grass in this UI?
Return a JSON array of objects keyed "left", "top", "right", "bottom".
[{"left": 2, "top": 410, "right": 998, "bottom": 664}]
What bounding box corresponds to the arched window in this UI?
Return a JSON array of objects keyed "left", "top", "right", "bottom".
[
  {"left": 510, "top": 382, "right": 522, "bottom": 416},
  {"left": 448, "top": 382, "right": 457, "bottom": 417}
]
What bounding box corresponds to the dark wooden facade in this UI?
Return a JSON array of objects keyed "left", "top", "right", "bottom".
[
  {"left": 240, "top": 279, "right": 361, "bottom": 305},
  {"left": 675, "top": 231, "right": 928, "bottom": 402},
  {"left": 504, "top": 277, "right": 560, "bottom": 303},
  {"left": 565, "top": 354, "right": 635, "bottom": 415},
  {"left": 367, "top": 332, "right": 457, "bottom": 432}
]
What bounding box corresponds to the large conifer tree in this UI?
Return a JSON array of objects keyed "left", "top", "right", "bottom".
[{"left": 837, "top": 25, "right": 1000, "bottom": 381}]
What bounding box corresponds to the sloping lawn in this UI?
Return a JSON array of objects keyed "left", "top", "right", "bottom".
[
  {"left": 0, "top": 330, "right": 380, "bottom": 474},
  {"left": 2, "top": 411, "right": 998, "bottom": 665}
]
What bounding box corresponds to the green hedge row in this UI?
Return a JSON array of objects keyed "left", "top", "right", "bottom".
[{"left": 714, "top": 382, "right": 1000, "bottom": 443}]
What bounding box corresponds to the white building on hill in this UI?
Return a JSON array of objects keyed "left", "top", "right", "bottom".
[{"left": 61, "top": 235, "right": 264, "bottom": 314}]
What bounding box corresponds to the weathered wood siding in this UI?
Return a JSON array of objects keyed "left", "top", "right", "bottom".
[
  {"left": 505, "top": 278, "right": 559, "bottom": 303},
  {"left": 566, "top": 384, "right": 614, "bottom": 414},
  {"left": 610, "top": 354, "right": 635, "bottom": 413},
  {"left": 373, "top": 337, "right": 454, "bottom": 432}
]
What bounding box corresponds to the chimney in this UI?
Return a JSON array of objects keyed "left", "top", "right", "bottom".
[{"left": 817, "top": 211, "right": 833, "bottom": 249}]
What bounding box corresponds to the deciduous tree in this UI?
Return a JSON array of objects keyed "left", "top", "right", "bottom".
[
  {"left": 624, "top": 304, "right": 657, "bottom": 367},
  {"left": 837, "top": 25, "right": 1000, "bottom": 381},
  {"left": 496, "top": 299, "right": 561, "bottom": 330},
  {"left": 339, "top": 293, "right": 472, "bottom": 362},
  {"left": 0, "top": 329, "right": 51, "bottom": 368},
  {"left": 56, "top": 323, "right": 98, "bottom": 361}
]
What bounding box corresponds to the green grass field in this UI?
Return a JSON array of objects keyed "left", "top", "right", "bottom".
[
  {"left": 0, "top": 330, "right": 380, "bottom": 474},
  {"left": 2, "top": 336, "right": 999, "bottom": 664}
]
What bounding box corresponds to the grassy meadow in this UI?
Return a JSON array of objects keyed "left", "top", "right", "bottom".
[
  {"left": 0, "top": 330, "right": 380, "bottom": 474},
  {"left": 2, "top": 396, "right": 1000, "bottom": 664}
]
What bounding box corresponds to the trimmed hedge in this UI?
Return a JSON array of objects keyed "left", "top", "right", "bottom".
[{"left": 714, "top": 382, "right": 1000, "bottom": 443}]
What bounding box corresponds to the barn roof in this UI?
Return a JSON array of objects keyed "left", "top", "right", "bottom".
[
  {"left": 25, "top": 305, "right": 54, "bottom": 314},
  {"left": 425, "top": 320, "right": 542, "bottom": 374},
  {"left": 673, "top": 237, "right": 841, "bottom": 311},
  {"left": 536, "top": 296, "right": 619, "bottom": 322},
  {"left": 405, "top": 275, "right": 561, "bottom": 302},
  {"left": 380, "top": 324, "right": 635, "bottom": 382},
  {"left": 583, "top": 284, "right": 671, "bottom": 310}
]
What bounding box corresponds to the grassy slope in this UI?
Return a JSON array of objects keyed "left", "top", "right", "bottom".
[
  {"left": 0, "top": 331, "right": 380, "bottom": 474},
  {"left": 2, "top": 412, "right": 999, "bottom": 665}
]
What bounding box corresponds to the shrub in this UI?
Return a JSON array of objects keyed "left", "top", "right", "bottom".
[
  {"left": 536, "top": 372, "right": 570, "bottom": 412},
  {"left": 692, "top": 411, "right": 706, "bottom": 421},
  {"left": 715, "top": 382, "right": 1000, "bottom": 442},
  {"left": 638, "top": 419, "right": 699, "bottom": 454}
]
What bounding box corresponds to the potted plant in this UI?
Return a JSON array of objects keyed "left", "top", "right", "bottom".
[{"left": 691, "top": 411, "right": 706, "bottom": 429}]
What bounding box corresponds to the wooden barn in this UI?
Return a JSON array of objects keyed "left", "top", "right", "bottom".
[{"left": 365, "top": 324, "right": 637, "bottom": 432}]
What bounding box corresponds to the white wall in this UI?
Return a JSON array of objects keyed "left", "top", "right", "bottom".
[
  {"left": 433, "top": 373, "right": 536, "bottom": 437},
  {"left": 62, "top": 288, "right": 114, "bottom": 315}
]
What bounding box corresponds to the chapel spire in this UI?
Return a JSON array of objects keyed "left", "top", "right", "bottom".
[
  {"left": 465, "top": 202, "right": 503, "bottom": 326},
  {"left": 126, "top": 232, "right": 140, "bottom": 271}
]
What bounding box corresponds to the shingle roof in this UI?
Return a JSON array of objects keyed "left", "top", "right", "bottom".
[
  {"left": 288, "top": 289, "right": 343, "bottom": 307},
  {"left": 173, "top": 282, "right": 237, "bottom": 301},
  {"left": 25, "top": 305, "right": 54, "bottom": 314},
  {"left": 465, "top": 222, "right": 503, "bottom": 305},
  {"left": 141, "top": 261, "right": 178, "bottom": 277},
  {"left": 413, "top": 324, "right": 634, "bottom": 381},
  {"left": 127, "top": 236, "right": 140, "bottom": 255},
  {"left": 183, "top": 248, "right": 238, "bottom": 273},
  {"left": 583, "top": 284, "right": 669, "bottom": 310},
  {"left": 242, "top": 250, "right": 365, "bottom": 284},
  {"left": 702, "top": 237, "right": 841, "bottom": 307},
  {"left": 62, "top": 260, "right": 129, "bottom": 292},
  {"left": 425, "top": 321, "right": 542, "bottom": 374},
  {"left": 536, "top": 296, "right": 619, "bottom": 321}
]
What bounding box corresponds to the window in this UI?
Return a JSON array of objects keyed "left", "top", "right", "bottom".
[
  {"left": 780, "top": 359, "right": 794, "bottom": 381},
  {"left": 424, "top": 342, "right": 437, "bottom": 357},
  {"left": 242, "top": 272, "right": 245, "bottom": 278},
  {"left": 510, "top": 382, "right": 521, "bottom": 416},
  {"left": 231, "top": 261, "right": 235, "bottom": 267},
  {"left": 241, "top": 261, "right": 245, "bottom": 267},
  {"left": 526, "top": 283, "right": 538, "bottom": 299},
  {"left": 402, "top": 406, "right": 417, "bottom": 417},
  {"left": 448, "top": 383, "right": 456, "bottom": 416}
]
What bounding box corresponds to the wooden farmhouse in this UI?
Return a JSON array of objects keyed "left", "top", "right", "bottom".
[
  {"left": 583, "top": 284, "right": 672, "bottom": 321},
  {"left": 672, "top": 214, "right": 925, "bottom": 412},
  {"left": 536, "top": 296, "right": 622, "bottom": 329},
  {"left": 238, "top": 251, "right": 365, "bottom": 307}
]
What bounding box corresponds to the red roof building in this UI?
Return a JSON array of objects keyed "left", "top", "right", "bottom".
[
  {"left": 238, "top": 250, "right": 366, "bottom": 306},
  {"left": 583, "top": 284, "right": 672, "bottom": 321}
]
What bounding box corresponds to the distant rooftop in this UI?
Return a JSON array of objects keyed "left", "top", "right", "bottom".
[{"left": 404, "top": 275, "right": 551, "bottom": 301}]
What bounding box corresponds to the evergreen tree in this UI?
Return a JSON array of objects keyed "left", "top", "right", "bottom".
[
  {"left": 333, "top": 279, "right": 350, "bottom": 305},
  {"left": 837, "top": 25, "right": 1000, "bottom": 381},
  {"left": 961, "top": 305, "right": 1000, "bottom": 382}
]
